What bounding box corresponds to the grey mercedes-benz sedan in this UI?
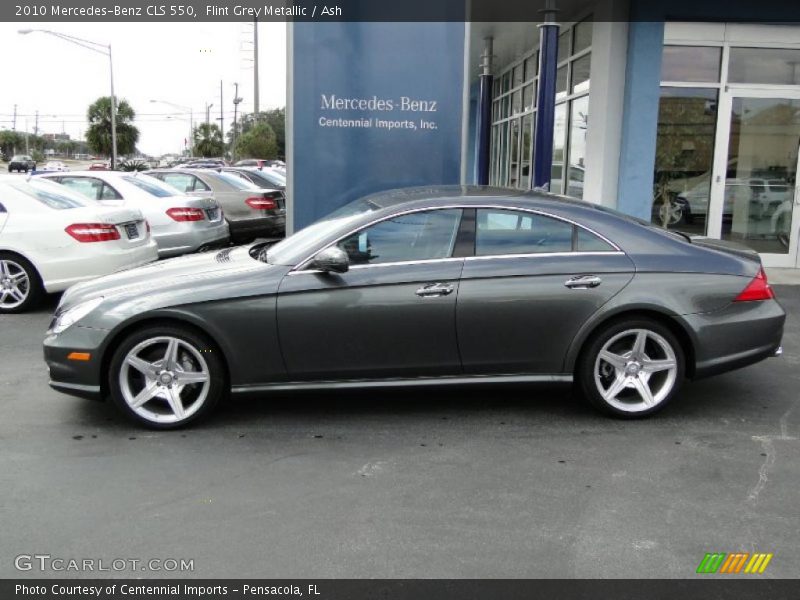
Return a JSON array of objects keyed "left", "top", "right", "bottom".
[{"left": 43, "top": 186, "right": 785, "bottom": 428}]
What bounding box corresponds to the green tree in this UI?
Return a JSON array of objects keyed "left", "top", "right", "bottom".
[
  {"left": 86, "top": 96, "right": 139, "bottom": 158},
  {"left": 193, "top": 123, "right": 224, "bottom": 157},
  {"left": 228, "top": 108, "right": 285, "bottom": 159},
  {"left": 236, "top": 122, "right": 278, "bottom": 160},
  {"left": 0, "top": 131, "right": 24, "bottom": 160}
]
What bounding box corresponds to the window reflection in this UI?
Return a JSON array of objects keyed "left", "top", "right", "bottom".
[{"left": 661, "top": 46, "right": 721, "bottom": 82}]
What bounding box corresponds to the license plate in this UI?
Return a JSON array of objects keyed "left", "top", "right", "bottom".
[
  {"left": 124, "top": 223, "right": 139, "bottom": 240},
  {"left": 205, "top": 208, "right": 219, "bottom": 221}
]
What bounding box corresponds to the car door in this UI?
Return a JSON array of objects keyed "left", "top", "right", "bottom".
[
  {"left": 456, "top": 208, "right": 636, "bottom": 375},
  {"left": 277, "top": 208, "right": 465, "bottom": 381}
]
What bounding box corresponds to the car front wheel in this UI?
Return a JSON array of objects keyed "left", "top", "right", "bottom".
[
  {"left": 108, "top": 325, "right": 226, "bottom": 429},
  {"left": 0, "top": 253, "right": 43, "bottom": 313},
  {"left": 578, "top": 318, "right": 684, "bottom": 418}
]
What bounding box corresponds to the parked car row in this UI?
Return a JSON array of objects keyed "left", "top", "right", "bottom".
[{"left": 1, "top": 166, "right": 287, "bottom": 312}]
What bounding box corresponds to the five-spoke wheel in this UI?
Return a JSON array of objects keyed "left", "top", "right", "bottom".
[
  {"left": 579, "top": 318, "right": 684, "bottom": 417},
  {"left": 109, "top": 325, "right": 225, "bottom": 428},
  {"left": 0, "top": 253, "right": 42, "bottom": 313}
]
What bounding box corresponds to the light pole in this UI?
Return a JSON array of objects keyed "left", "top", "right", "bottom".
[
  {"left": 19, "top": 28, "right": 118, "bottom": 169},
  {"left": 205, "top": 103, "right": 214, "bottom": 126},
  {"left": 151, "top": 100, "right": 194, "bottom": 156},
  {"left": 232, "top": 83, "right": 243, "bottom": 162}
]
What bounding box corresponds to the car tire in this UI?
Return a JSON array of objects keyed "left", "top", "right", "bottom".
[
  {"left": 578, "top": 317, "right": 685, "bottom": 418},
  {"left": 0, "top": 252, "right": 44, "bottom": 313},
  {"left": 108, "top": 324, "right": 226, "bottom": 429}
]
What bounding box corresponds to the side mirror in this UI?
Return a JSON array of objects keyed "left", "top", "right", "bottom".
[{"left": 311, "top": 246, "right": 349, "bottom": 274}]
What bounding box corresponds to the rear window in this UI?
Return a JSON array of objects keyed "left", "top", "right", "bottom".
[
  {"left": 6, "top": 180, "right": 89, "bottom": 209},
  {"left": 215, "top": 171, "right": 260, "bottom": 190},
  {"left": 122, "top": 175, "right": 178, "bottom": 198}
]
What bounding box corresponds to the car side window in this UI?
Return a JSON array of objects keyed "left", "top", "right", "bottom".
[
  {"left": 97, "top": 180, "right": 122, "bottom": 200},
  {"left": 160, "top": 173, "right": 194, "bottom": 193},
  {"left": 192, "top": 176, "right": 211, "bottom": 192},
  {"left": 576, "top": 227, "right": 616, "bottom": 252},
  {"left": 336, "top": 209, "right": 463, "bottom": 266},
  {"left": 476, "top": 209, "right": 573, "bottom": 255},
  {"left": 60, "top": 177, "right": 104, "bottom": 201}
]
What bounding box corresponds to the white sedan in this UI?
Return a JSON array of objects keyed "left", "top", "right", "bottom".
[
  {"left": 0, "top": 176, "right": 158, "bottom": 313},
  {"left": 41, "top": 161, "right": 70, "bottom": 172},
  {"left": 38, "top": 171, "right": 230, "bottom": 258}
]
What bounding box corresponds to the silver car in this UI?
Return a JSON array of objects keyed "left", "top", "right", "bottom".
[
  {"left": 148, "top": 168, "right": 285, "bottom": 242},
  {"left": 38, "top": 171, "right": 230, "bottom": 258}
]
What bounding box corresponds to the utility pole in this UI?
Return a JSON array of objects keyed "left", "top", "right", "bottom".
[
  {"left": 12, "top": 104, "right": 17, "bottom": 131},
  {"left": 34, "top": 110, "right": 39, "bottom": 136},
  {"left": 205, "top": 102, "right": 213, "bottom": 126},
  {"left": 219, "top": 79, "right": 224, "bottom": 144},
  {"left": 232, "top": 82, "right": 242, "bottom": 162},
  {"left": 253, "top": 17, "right": 259, "bottom": 115}
]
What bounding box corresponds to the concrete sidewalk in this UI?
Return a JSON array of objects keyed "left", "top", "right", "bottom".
[{"left": 765, "top": 268, "right": 800, "bottom": 285}]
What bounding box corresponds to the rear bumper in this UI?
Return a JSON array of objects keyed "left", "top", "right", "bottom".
[
  {"left": 41, "top": 240, "right": 159, "bottom": 293},
  {"left": 228, "top": 215, "right": 285, "bottom": 240},
  {"left": 685, "top": 299, "right": 785, "bottom": 379},
  {"left": 153, "top": 221, "right": 230, "bottom": 258}
]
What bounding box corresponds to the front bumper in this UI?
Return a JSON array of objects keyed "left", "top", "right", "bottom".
[{"left": 44, "top": 325, "right": 108, "bottom": 401}]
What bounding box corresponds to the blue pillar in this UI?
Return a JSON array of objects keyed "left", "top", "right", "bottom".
[
  {"left": 533, "top": 20, "right": 560, "bottom": 190},
  {"left": 475, "top": 37, "right": 493, "bottom": 185}
]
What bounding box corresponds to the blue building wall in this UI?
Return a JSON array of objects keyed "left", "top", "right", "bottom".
[{"left": 291, "top": 22, "right": 466, "bottom": 230}]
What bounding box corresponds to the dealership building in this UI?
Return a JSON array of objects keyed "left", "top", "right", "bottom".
[{"left": 288, "top": 0, "right": 800, "bottom": 267}]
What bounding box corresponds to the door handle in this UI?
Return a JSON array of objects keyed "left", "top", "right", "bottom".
[
  {"left": 565, "top": 275, "right": 602, "bottom": 289},
  {"left": 415, "top": 282, "right": 454, "bottom": 297}
]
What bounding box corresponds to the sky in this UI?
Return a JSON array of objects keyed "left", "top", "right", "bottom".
[{"left": 0, "top": 21, "right": 287, "bottom": 156}]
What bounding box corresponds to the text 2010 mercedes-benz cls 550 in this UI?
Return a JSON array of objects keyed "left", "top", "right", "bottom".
[{"left": 43, "top": 186, "right": 785, "bottom": 428}]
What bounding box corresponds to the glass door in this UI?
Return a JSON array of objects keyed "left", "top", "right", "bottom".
[{"left": 708, "top": 89, "right": 800, "bottom": 267}]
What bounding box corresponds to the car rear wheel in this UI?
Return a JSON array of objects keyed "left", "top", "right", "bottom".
[
  {"left": 109, "top": 325, "right": 226, "bottom": 429},
  {"left": 578, "top": 318, "right": 684, "bottom": 418},
  {"left": 0, "top": 253, "right": 43, "bottom": 313}
]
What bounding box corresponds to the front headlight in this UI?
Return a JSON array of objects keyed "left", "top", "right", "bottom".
[{"left": 52, "top": 297, "right": 104, "bottom": 334}]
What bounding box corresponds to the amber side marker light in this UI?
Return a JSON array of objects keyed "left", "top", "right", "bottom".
[{"left": 67, "top": 352, "right": 91, "bottom": 361}]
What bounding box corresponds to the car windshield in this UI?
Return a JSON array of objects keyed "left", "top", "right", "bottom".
[
  {"left": 122, "top": 175, "right": 179, "bottom": 198},
  {"left": 266, "top": 196, "right": 385, "bottom": 265},
  {"left": 215, "top": 171, "right": 260, "bottom": 190},
  {"left": 6, "top": 179, "right": 90, "bottom": 209}
]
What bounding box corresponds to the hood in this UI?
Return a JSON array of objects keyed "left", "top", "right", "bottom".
[{"left": 59, "top": 244, "right": 275, "bottom": 311}]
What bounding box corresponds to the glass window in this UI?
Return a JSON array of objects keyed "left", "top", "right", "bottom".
[
  {"left": 551, "top": 103, "right": 568, "bottom": 193},
  {"left": 556, "top": 65, "right": 568, "bottom": 99},
  {"left": 501, "top": 72, "right": 510, "bottom": 93},
  {"left": 573, "top": 20, "right": 593, "bottom": 54},
  {"left": 661, "top": 46, "right": 721, "bottom": 82},
  {"left": 508, "top": 119, "right": 521, "bottom": 187},
  {"left": 122, "top": 175, "right": 178, "bottom": 198},
  {"left": 214, "top": 171, "right": 259, "bottom": 190},
  {"left": 571, "top": 54, "right": 591, "bottom": 94},
  {"left": 476, "top": 209, "right": 574, "bottom": 255},
  {"left": 524, "top": 53, "right": 537, "bottom": 81},
  {"left": 511, "top": 90, "right": 522, "bottom": 115},
  {"left": 7, "top": 180, "right": 88, "bottom": 210},
  {"left": 728, "top": 47, "right": 800, "bottom": 85},
  {"left": 576, "top": 228, "right": 615, "bottom": 252},
  {"left": 558, "top": 31, "right": 571, "bottom": 62},
  {"left": 59, "top": 177, "right": 120, "bottom": 201},
  {"left": 337, "top": 209, "right": 462, "bottom": 266},
  {"left": 522, "top": 84, "right": 535, "bottom": 112},
  {"left": 512, "top": 64, "right": 523, "bottom": 88},
  {"left": 651, "top": 87, "right": 719, "bottom": 235},
  {"left": 520, "top": 114, "right": 533, "bottom": 190},
  {"left": 567, "top": 95, "right": 589, "bottom": 199},
  {"left": 158, "top": 173, "right": 195, "bottom": 193}
]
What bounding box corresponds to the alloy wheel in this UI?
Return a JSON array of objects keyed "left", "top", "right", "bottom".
[
  {"left": 593, "top": 328, "right": 678, "bottom": 413},
  {"left": 0, "top": 259, "right": 30, "bottom": 310},
  {"left": 119, "top": 336, "right": 211, "bottom": 425}
]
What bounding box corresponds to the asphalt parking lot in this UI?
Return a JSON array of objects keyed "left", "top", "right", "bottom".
[{"left": 2, "top": 287, "right": 799, "bottom": 579}]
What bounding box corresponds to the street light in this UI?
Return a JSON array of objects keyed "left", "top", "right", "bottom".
[
  {"left": 151, "top": 100, "right": 194, "bottom": 156},
  {"left": 19, "top": 28, "right": 118, "bottom": 169}
]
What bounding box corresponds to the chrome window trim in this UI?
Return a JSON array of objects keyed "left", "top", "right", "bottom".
[
  {"left": 466, "top": 251, "right": 624, "bottom": 261},
  {"left": 290, "top": 203, "right": 623, "bottom": 273}
]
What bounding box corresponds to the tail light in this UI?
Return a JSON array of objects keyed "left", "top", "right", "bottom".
[
  {"left": 734, "top": 267, "right": 775, "bottom": 302},
  {"left": 65, "top": 223, "right": 120, "bottom": 243},
  {"left": 166, "top": 207, "right": 205, "bottom": 222},
  {"left": 245, "top": 196, "right": 277, "bottom": 210}
]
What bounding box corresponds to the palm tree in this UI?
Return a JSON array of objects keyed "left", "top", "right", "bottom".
[
  {"left": 193, "top": 123, "right": 224, "bottom": 157},
  {"left": 86, "top": 96, "right": 139, "bottom": 158}
]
